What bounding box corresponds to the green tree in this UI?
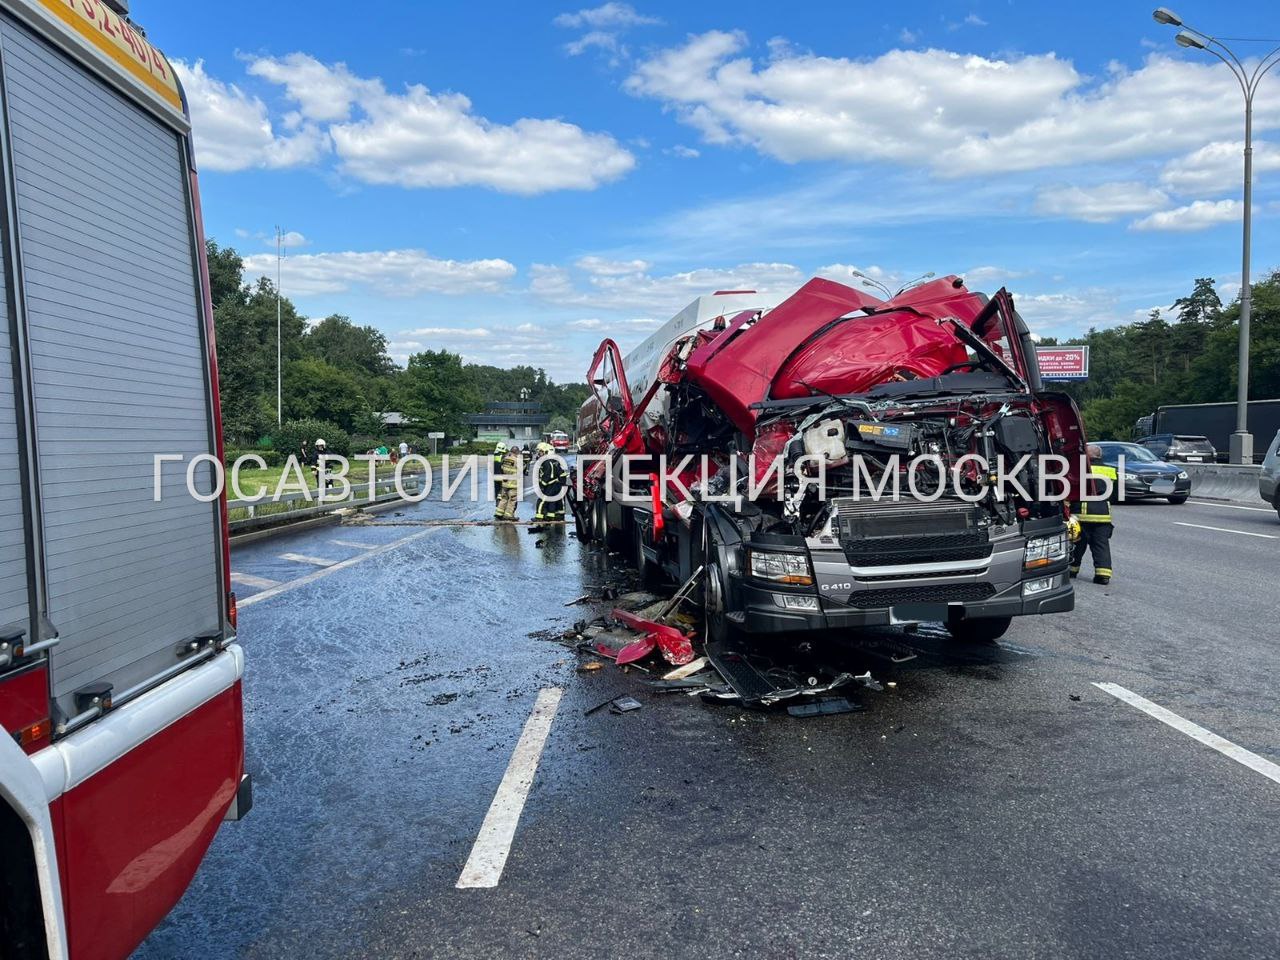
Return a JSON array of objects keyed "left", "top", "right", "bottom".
[
  {"left": 303, "top": 314, "right": 395, "bottom": 378},
  {"left": 396, "top": 349, "right": 482, "bottom": 437},
  {"left": 282, "top": 357, "right": 368, "bottom": 430}
]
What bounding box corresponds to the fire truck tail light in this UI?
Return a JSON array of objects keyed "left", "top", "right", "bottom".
[
  {"left": 13, "top": 718, "right": 51, "bottom": 751},
  {"left": 227, "top": 591, "right": 238, "bottom": 631}
]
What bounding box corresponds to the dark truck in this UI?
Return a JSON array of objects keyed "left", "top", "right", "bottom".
[
  {"left": 1135, "top": 400, "right": 1280, "bottom": 462},
  {"left": 571, "top": 276, "right": 1085, "bottom": 688}
]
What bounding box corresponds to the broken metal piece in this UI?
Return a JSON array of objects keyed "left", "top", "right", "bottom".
[
  {"left": 609, "top": 696, "right": 643, "bottom": 714},
  {"left": 611, "top": 607, "right": 695, "bottom": 665},
  {"left": 787, "top": 697, "right": 863, "bottom": 718}
]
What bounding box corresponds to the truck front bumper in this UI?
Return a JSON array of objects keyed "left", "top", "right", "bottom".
[{"left": 734, "top": 576, "right": 1074, "bottom": 634}]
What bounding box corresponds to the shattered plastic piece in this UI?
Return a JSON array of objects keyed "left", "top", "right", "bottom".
[
  {"left": 611, "top": 608, "right": 695, "bottom": 666},
  {"left": 616, "top": 634, "right": 658, "bottom": 666},
  {"left": 662, "top": 656, "right": 710, "bottom": 681},
  {"left": 854, "top": 671, "right": 884, "bottom": 692},
  {"left": 609, "top": 696, "right": 643, "bottom": 714},
  {"left": 577, "top": 661, "right": 603, "bottom": 673},
  {"left": 787, "top": 697, "right": 863, "bottom": 718},
  {"left": 565, "top": 595, "right": 594, "bottom": 607}
]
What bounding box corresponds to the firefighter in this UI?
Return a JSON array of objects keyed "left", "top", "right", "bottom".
[
  {"left": 310, "top": 438, "right": 327, "bottom": 495},
  {"left": 533, "top": 441, "right": 567, "bottom": 522},
  {"left": 1069, "top": 443, "right": 1116, "bottom": 585},
  {"left": 491, "top": 441, "right": 507, "bottom": 501},
  {"left": 494, "top": 444, "right": 520, "bottom": 521}
]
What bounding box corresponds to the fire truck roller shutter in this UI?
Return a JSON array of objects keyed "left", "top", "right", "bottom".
[
  {"left": 0, "top": 16, "right": 221, "bottom": 719},
  {"left": 0, "top": 209, "right": 28, "bottom": 641}
]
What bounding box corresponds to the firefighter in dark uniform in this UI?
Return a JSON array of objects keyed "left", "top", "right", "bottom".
[
  {"left": 1070, "top": 443, "right": 1116, "bottom": 585},
  {"left": 491, "top": 441, "right": 507, "bottom": 502},
  {"left": 533, "top": 441, "right": 567, "bottom": 522}
]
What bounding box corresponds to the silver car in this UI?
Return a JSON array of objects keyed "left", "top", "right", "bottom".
[{"left": 1261, "top": 429, "right": 1280, "bottom": 520}]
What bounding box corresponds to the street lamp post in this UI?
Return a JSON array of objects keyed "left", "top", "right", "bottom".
[
  {"left": 1153, "top": 8, "right": 1280, "bottom": 463},
  {"left": 275, "top": 226, "right": 284, "bottom": 426}
]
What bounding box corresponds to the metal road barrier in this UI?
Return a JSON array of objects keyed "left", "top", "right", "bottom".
[
  {"left": 1180, "top": 463, "right": 1263, "bottom": 503},
  {"left": 227, "top": 472, "right": 427, "bottom": 534}
]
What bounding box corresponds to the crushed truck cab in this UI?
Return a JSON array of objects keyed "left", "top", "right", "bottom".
[{"left": 572, "top": 274, "right": 1086, "bottom": 649}]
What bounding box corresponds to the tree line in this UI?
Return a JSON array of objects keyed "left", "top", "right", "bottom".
[
  {"left": 208, "top": 241, "right": 589, "bottom": 447},
  {"left": 1039, "top": 270, "right": 1280, "bottom": 440}
]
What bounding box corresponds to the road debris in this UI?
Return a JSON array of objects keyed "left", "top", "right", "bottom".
[{"left": 662, "top": 656, "right": 710, "bottom": 681}]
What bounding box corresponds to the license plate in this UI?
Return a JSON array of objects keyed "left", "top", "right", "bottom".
[
  {"left": 890, "top": 603, "right": 950, "bottom": 624},
  {"left": 1185, "top": 456, "right": 1203, "bottom": 462},
  {"left": 1150, "top": 479, "right": 1175, "bottom": 494}
]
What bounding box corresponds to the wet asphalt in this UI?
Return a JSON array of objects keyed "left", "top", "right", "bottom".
[{"left": 135, "top": 488, "right": 1280, "bottom": 960}]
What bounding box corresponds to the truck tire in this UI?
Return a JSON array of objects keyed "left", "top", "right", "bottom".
[
  {"left": 572, "top": 499, "right": 592, "bottom": 542},
  {"left": 703, "top": 557, "right": 737, "bottom": 646},
  {"left": 944, "top": 613, "right": 1012, "bottom": 644}
]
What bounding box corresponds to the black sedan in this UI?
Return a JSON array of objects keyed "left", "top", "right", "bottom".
[{"left": 1096, "top": 442, "right": 1192, "bottom": 504}]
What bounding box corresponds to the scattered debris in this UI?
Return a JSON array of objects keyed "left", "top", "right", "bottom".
[
  {"left": 662, "top": 656, "right": 710, "bottom": 681},
  {"left": 611, "top": 608, "right": 695, "bottom": 666},
  {"left": 787, "top": 697, "right": 862, "bottom": 718},
  {"left": 1069, "top": 693, "right": 1082, "bottom": 702},
  {"left": 609, "top": 696, "right": 643, "bottom": 715},
  {"left": 564, "top": 594, "right": 593, "bottom": 607},
  {"left": 576, "top": 662, "right": 603, "bottom": 673}
]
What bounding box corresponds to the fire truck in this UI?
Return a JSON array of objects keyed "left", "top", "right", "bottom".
[{"left": 0, "top": 3, "right": 247, "bottom": 959}]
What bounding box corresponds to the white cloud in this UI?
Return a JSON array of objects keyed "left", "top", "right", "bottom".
[
  {"left": 185, "top": 54, "right": 634, "bottom": 194},
  {"left": 624, "top": 34, "right": 1277, "bottom": 176},
  {"left": 266, "top": 230, "right": 310, "bottom": 248},
  {"left": 1130, "top": 199, "right": 1243, "bottom": 232},
  {"left": 1035, "top": 182, "right": 1170, "bottom": 222},
  {"left": 241, "top": 249, "right": 517, "bottom": 296},
  {"left": 668, "top": 144, "right": 701, "bottom": 158},
  {"left": 554, "top": 3, "right": 659, "bottom": 29},
  {"left": 172, "top": 59, "right": 327, "bottom": 172},
  {"left": 565, "top": 31, "right": 620, "bottom": 56},
  {"left": 555, "top": 3, "right": 660, "bottom": 63},
  {"left": 575, "top": 255, "right": 650, "bottom": 275},
  {"left": 1160, "top": 141, "right": 1280, "bottom": 194},
  {"left": 963, "top": 265, "right": 1031, "bottom": 285},
  {"left": 402, "top": 327, "right": 493, "bottom": 339},
  {"left": 899, "top": 28, "right": 920, "bottom": 44},
  {"left": 531, "top": 260, "right": 805, "bottom": 312},
  {"left": 568, "top": 318, "right": 605, "bottom": 329},
  {"left": 965, "top": 13, "right": 988, "bottom": 27}
]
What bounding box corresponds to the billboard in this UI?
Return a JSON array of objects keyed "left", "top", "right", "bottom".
[{"left": 1035, "top": 346, "right": 1089, "bottom": 381}]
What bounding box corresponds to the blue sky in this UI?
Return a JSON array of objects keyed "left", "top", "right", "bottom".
[{"left": 138, "top": 0, "right": 1280, "bottom": 381}]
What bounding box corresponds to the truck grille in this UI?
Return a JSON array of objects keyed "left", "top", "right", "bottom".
[
  {"left": 846, "top": 583, "right": 996, "bottom": 608},
  {"left": 834, "top": 498, "right": 991, "bottom": 567}
]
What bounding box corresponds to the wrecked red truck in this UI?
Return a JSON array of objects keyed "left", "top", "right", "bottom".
[{"left": 570, "top": 276, "right": 1087, "bottom": 665}]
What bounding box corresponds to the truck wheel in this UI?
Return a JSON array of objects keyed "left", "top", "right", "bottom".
[
  {"left": 945, "top": 614, "right": 1012, "bottom": 644},
  {"left": 703, "top": 554, "right": 742, "bottom": 647},
  {"left": 572, "top": 500, "right": 592, "bottom": 542},
  {"left": 1167, "top": 495, "right": 1188, "bottom": 505}
]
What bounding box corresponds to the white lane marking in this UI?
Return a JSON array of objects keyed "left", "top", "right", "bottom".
[
  {"left": 229, "top": 571, "right": 279, "bottom": 590},
  {"left": 1173, "top": 521, "right": 1277, "bottom": 540},
  {"left": 278, "top": 552, "right": 339, "bottom": 567},
  {"left": 1094, "top": 683, "right": 1280, "bottom": 786},
  {"left": 457, "top": 687, "right": 563, "bottom": 889},
  {"left": 329, "top": 539, "right": 377, "bottom": 550},
  {"left": 240, "top": 530, "right": 434, "bottom": 608},
  {"left": 1188, "top": 499, "right": 1274, "bottom": 513}
]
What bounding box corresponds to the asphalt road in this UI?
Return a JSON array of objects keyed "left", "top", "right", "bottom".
[{"left": 136, "top": 490, "right": 1280, "bottom": 960}]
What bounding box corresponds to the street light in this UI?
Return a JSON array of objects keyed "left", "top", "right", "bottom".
[{"left": 1153, "top": 9, "right": 1280, "bottom": 463}]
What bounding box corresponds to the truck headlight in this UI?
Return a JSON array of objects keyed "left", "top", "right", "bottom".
[
  {"left": 1177, "top": 470, "right": 1188, "bottom": 480},
  {"left": 748, "top": 550, "right": 813, "bottom": 585},
  {"left": 1123, "top": 472, "right": 1139, "bottom": 482},
  {"left": 1024, "top": 532, "right": 1067, "bottom": 569}
]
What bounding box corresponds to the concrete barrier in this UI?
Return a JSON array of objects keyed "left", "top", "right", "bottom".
[{"left": 1182, "top": 463, "right": 1264, "bottom": 503}]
